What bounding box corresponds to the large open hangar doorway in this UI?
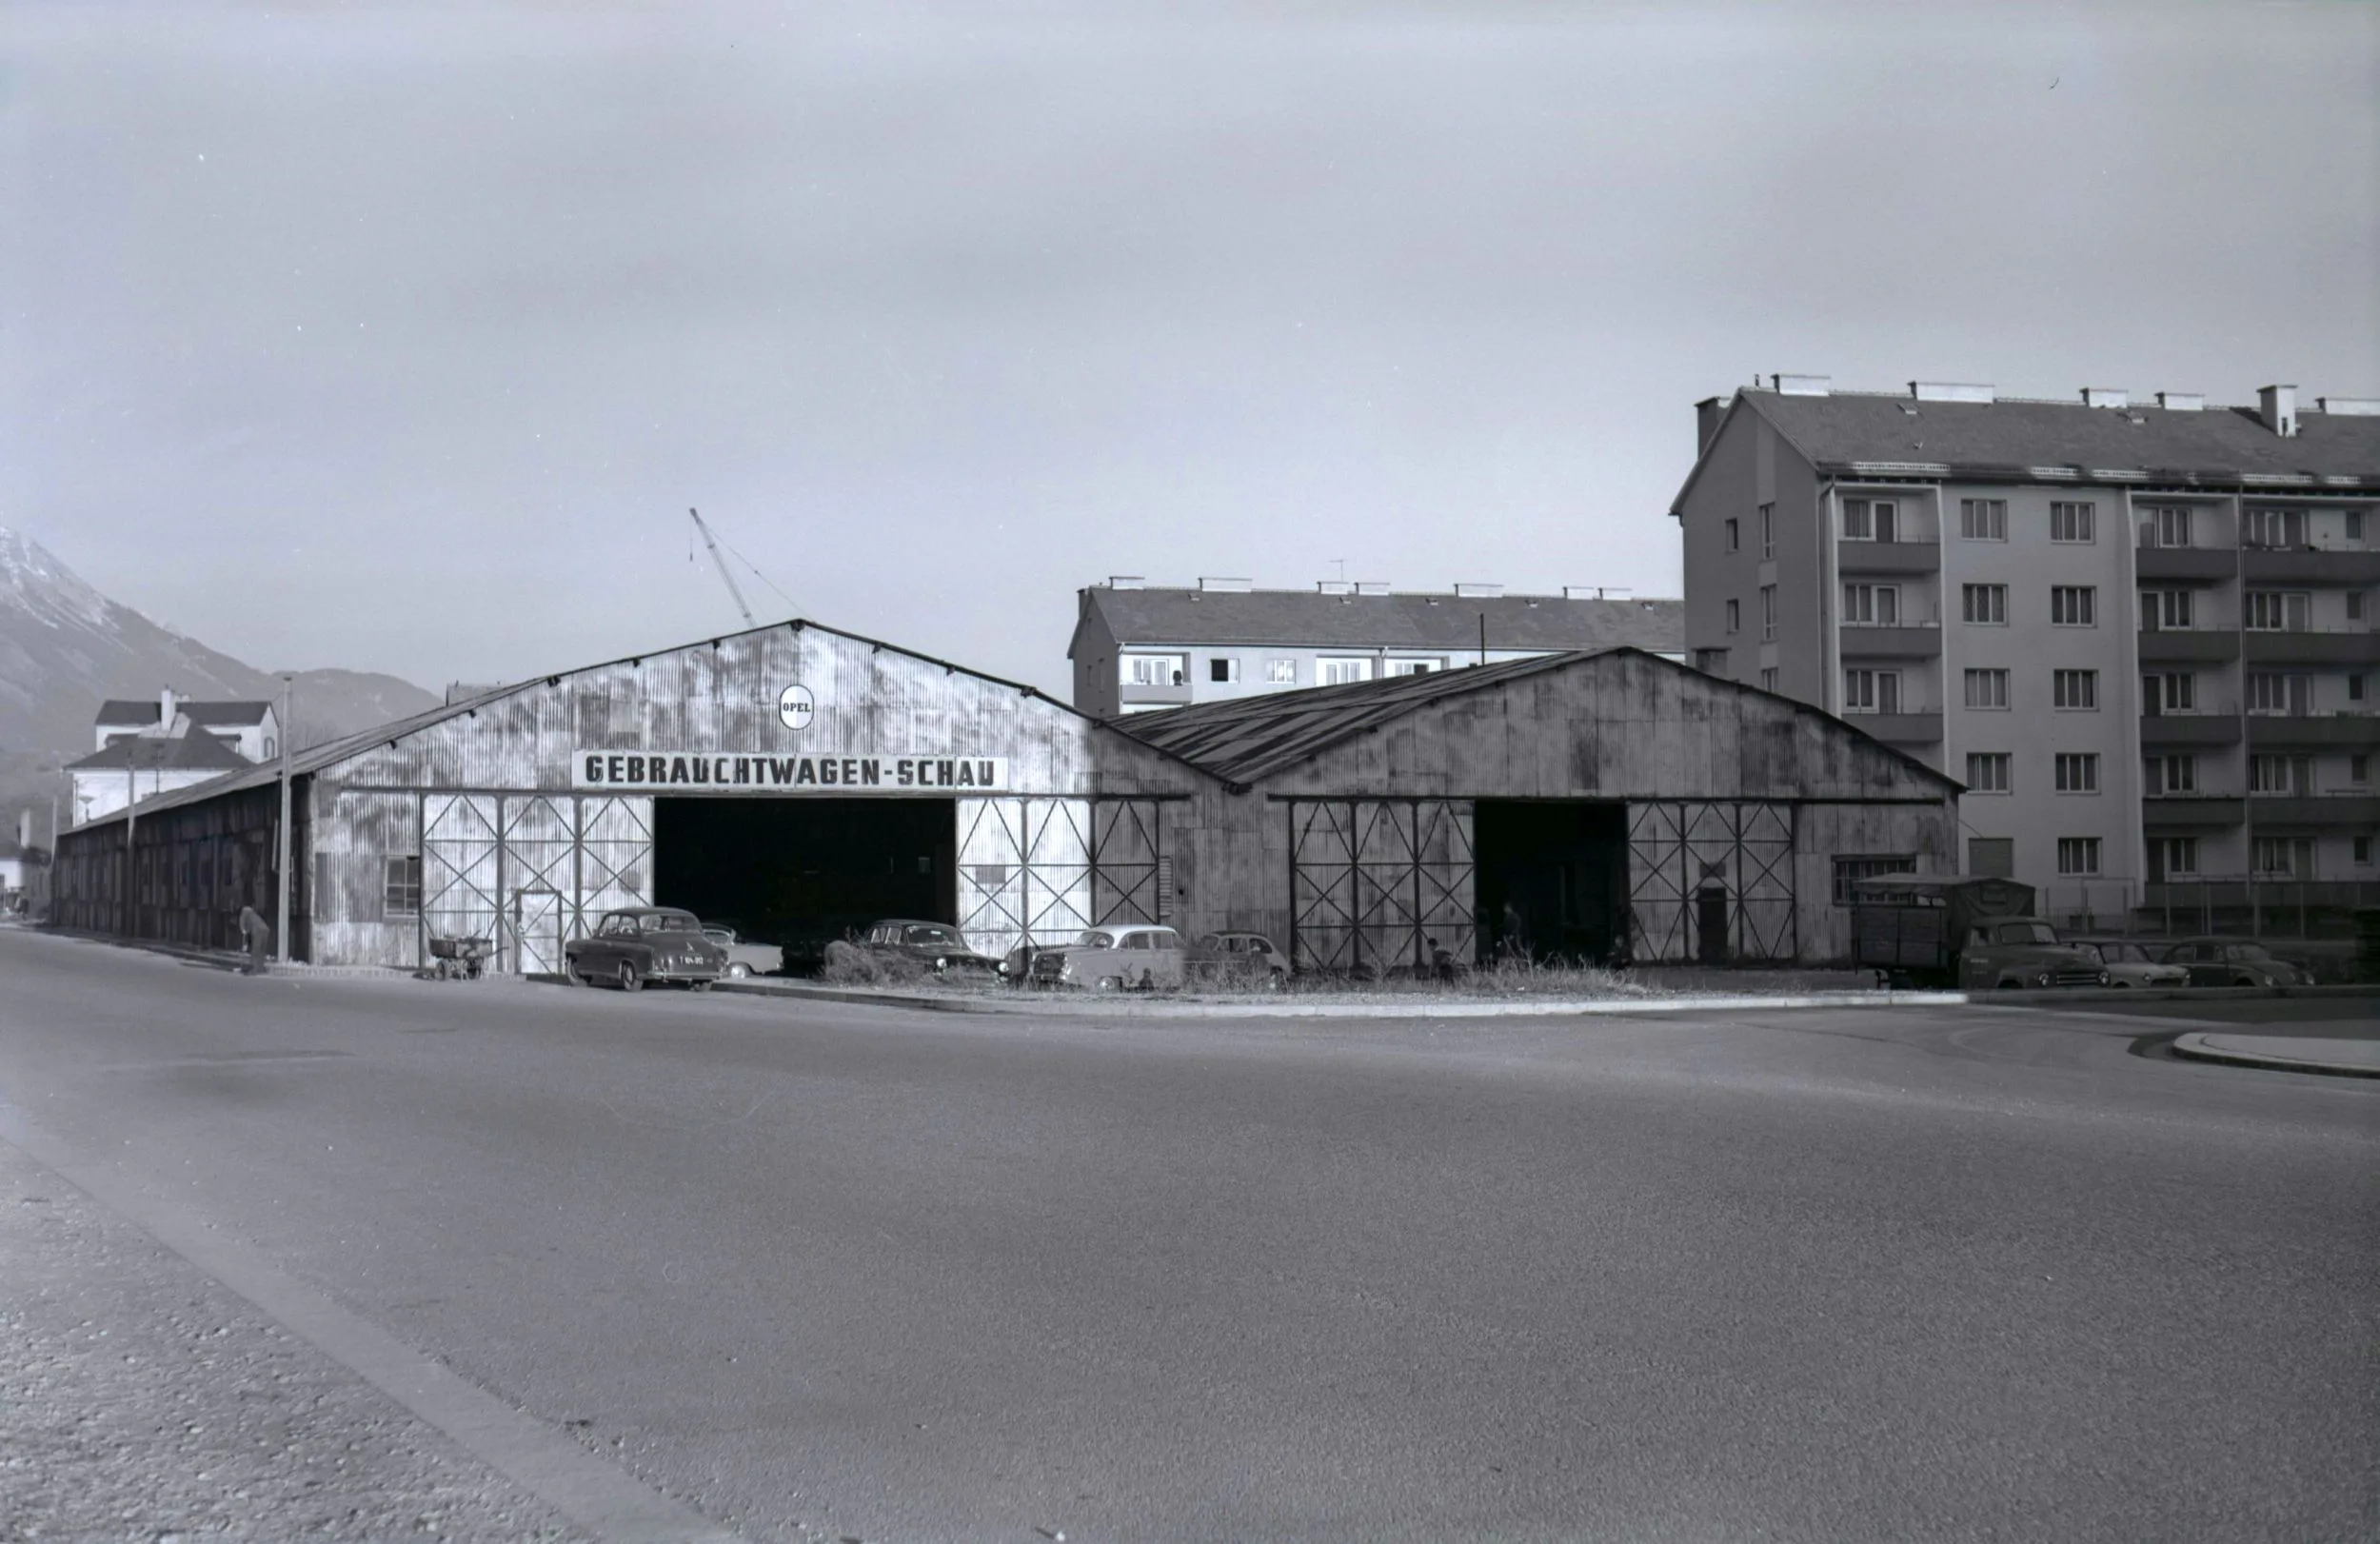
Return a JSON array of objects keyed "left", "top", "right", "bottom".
[
  {"left": 653, "top": 797, "right": 955, "bottom": 972},
  {"left": 1475, "top": 801, "right": 1629, "bottom": 965}
]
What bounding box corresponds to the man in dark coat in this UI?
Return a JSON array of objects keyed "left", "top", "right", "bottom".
[{"left": 237, "top": 904, "right": 271, "bottom": 976}]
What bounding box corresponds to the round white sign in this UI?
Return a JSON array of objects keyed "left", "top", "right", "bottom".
[{"left": 777, "top": 684, "right": 816, "bottom": 730}]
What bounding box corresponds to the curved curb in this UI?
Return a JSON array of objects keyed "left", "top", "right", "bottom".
[
  {"left": 711, "top": 980, "right": 1973, "bottom": 1018},
  {"left": 2170, "top": 1032, "right": 2380, "bottom": 1079}
]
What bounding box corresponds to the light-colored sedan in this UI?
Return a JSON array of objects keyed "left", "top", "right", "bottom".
[
  {"left": 700, "top": 924, "right": 782, "bottom": 980},
  {"left": 2067, "top": 938, "right": 2189, "bottom": 989},
  {"left": 1029, "top": 924, "right": 1187, "bottom": 991}
]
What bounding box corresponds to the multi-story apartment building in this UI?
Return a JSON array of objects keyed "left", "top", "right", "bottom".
[
  {"left": 1675, "top": 377, "right": 2378, "bottom": 901},
  {"left": 1069, "top": 579, "right": 1684, "bottom": 718}
]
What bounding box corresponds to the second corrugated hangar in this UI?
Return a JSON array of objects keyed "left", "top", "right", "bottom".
[{"left": 52, "top": 617, "right": 1958, "bottom": 973}]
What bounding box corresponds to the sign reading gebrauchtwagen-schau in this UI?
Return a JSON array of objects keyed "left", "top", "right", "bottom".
[{"left": 574, "top": 751, "right": 1007, "bottom": 791}]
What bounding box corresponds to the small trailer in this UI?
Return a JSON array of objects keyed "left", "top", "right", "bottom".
[{"left": 1849, "top": 874, "right": 2038, "bottom": 987}]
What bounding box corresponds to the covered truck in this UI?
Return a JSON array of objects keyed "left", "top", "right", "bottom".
[{"left": 1850, "top": 875, "right": 2109, "bottom": 990}]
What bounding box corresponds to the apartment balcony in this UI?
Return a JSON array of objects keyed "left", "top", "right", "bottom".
[
  {"left": 2141, "top": 796, "right": 2245, "bottom": 828},
  {"left": 2245, "top": 793, "right": 2380, "bottom": 827},
  {"left": 1836, "top": 539, "right": 1941, "bottom": 576},
  {"left": 1845, "top": 711, "right": 1943, "bottom": 746},
  {"left": 2137, "top": 626, "right": 2239, "bottom": 663},
  {"left": 2133, "top": 546, "right": 2237, "bottom": 582},
  {"left": 1117, "top": 681, "right": 1195, "bottom": 709},
  {"left": 2246, "top": 713, "right": 2380, "bottom": 749},
  {"left": 2140, "top": 710, "right": 2242, "bottom": 747},
  {"left": 1836, "top": 624, "right": 1942, "bottom": 659},
  {"left": 2242, "top": 547, "right": 2380, "bottom": 584},
  {"left": 2242, "top": 629, "right": 2380, "bottom": 666}
]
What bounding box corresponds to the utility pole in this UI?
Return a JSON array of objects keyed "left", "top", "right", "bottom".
[
  {"left": 124, "top": 764, "right": 136, "bottom": 938},
  {"left": 277, "top": 675, "right": 293, "bottom": 963},
  {"left": 688, "top": 508, "right": 757, "bottom": 626},
  {"left": 1478, "top": 613, "right": 1488, "bottom": 667}
]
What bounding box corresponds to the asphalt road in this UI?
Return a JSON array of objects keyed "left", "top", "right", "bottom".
[{"left": 1, "top": 930, "right": 2373, "bottom": 1544}]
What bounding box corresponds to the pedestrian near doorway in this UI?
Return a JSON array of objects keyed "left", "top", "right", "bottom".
[{"left": 237, "top": 904, "right": 271, "bottom": 976}]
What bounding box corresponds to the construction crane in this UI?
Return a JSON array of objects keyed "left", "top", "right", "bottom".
[{"left": 687, "top": 507, "right": 756, "bottom": 626}]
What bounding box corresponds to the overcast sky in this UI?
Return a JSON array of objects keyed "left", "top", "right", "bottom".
[{"left": 2, "top": 1, "right": 2373, "bottom": 698}]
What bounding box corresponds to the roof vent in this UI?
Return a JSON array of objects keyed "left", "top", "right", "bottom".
[
  {"left": 1563, "top": 584, "right": 1629, "bottom": 600},
  {"left": 1317, "top": 580, "right": 1354, "bottom": 595},
  {"left": 2258, "top": 384, "right": 2297, "bottom": 438},
  {"left": 1355, "top": 581, "right": 1390, "bottom": 596},
  {"left": 1770, "top": 373, "right": 1831, "bottom": 397},
  {"left": 2156, "top": 392, "right": 2204, "bottom": 411},
  {"left": 2080, "top": 387, "right": 2129, "bottom": 409},
  {"left": 1197, "top": 576, "right": 1252, "bottom": 593},
  {"left": 2316, "top": 396, "right": 2380, "bottom": 416},
  {"left": 1107, "top": 575, "right": 1145, "bottom": 589},
  {"left": 1454, "top": 583, "right": 1503, "bottom": 598},
  {"left": 1911, "top": 382, "right": 1994, "bottom": 404}
]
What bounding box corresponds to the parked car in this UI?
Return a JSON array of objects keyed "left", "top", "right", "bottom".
[
  {"left": 2066, "top": 938, "right": 2190, "bottom": 988},
  {"left": 857, "top": 919, "right": 1002, "bottom": 975},
  {"left": 1030, "top": 924, "right": 1188, "bottom": 991},
  {"left": 565, "top": 907, "right": 728, "bottom": 991},
  {"left": 698, "top": 922, "right": 783, "bottom": 980},
  {"left": 1186, "top": 931, "right": 1289, "bottom": 988},
  {"left": 2157, "top": 937, "right": 2317, "bottom": 988}
]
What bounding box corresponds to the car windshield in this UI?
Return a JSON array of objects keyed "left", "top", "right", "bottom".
[
  {"left": 703, "top": 927, "right": 735, "bottom": 943},
  {"left": 905, "top": 925, "right": 958, "bottom": 946},
  {"left": 1074, "top": 931, "right": 1114, "bottom": 948},
  {"left": 2102, "top": 941, "right": 2149, "bottom": 963},
  {"left": 1996, "top": 921, "right": 2058, "bottom": 944},
  {"left": 2226, "top": 943, "right": 2273, "bottom": 960},
  {"left": 641, "top": 912, "right": 702, "bottom": 934}
]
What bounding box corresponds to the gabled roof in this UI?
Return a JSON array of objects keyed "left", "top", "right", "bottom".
[
  {"left": 96, "top": 700, "right": 273, "bottom": 726},
  {"left": 1673, "top": 388, "right": 2380, "bottom": 511},
  {"left": 1074, "top": 587, "right": 1682, "bottom": 656},
  {"left": 1119, "top": 645, "right": 1963, "bottom": 791},
  {"left": 66, "top": 615, "right": 1220, "bottom": 831},
  {"left": 68, "top": 733, "right": 252, "bottom": 774}
]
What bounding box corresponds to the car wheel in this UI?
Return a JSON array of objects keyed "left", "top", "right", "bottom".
[
  {"left": 2112, "top": 980, "right": 2131, "bottom": 988},
  {"left": 1997, "top": 979, "right": 2023, "bottom": 990},
  {"left": 692, "top": 980, "right": 712, "bottom": 993},
  {"left": 2234, "top": 975, "right": 2258, "bottom": 988},
  {"left": 618, "top": 961, "right": 642, "bottom": 993},
  {"left": 1096, "top": 975, "right": 1121, "bottom": 991},
  {"left": 726, "top": 961, "right": 751, "bottom": 980}
]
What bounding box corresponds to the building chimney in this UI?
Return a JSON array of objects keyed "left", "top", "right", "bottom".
[
  {"left": 1696, "top": 394, "right": 1732, "bottom": 454},
  {"left": 2258, "top": 384, "right": 2297, "bottom": 437},
  {"left": 1317, "top": 580, "right": 1354, "bottom": 596},
  {"left": 2156, "top": 391, "right": 2204, "bottom": 412},
  {"left": 1355, "top": 582, "right": 1391, "bottom": 596},
  {"left": 158, "top": 686, "right": 176, "bottom": 729},
  {"left": 1911, "top": 382, "right": 1995, "bottom": 404},
  {"left": 1197, "top": 577, "right": 1252, "bottom": 593},
  {"left": 1454, "top": 583, "right": 1503, "bottom": 598},
  {"left": 2079, "top": 387, "right": 2128, "bottom": 409},
  {"left": 1769, "top": 374, "right": 1831, "bottom": 397}
]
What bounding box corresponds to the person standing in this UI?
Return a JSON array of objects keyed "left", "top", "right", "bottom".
[{"left": 237, "top": 903, "right": 271, "bottom": 976}]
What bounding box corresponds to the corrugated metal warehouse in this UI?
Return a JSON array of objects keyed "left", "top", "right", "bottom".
[{"left": 52, "top": 622, "right": 1959, "bottom": 973}]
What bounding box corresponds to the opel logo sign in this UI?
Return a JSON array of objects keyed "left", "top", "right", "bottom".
[{"left": 777, "top": 684, "right": 815, "bottom": 730}]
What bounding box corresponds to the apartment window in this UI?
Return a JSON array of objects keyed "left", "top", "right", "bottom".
[
  {"left": 1384, "top": 658, "right": 1443, "bottom": 677},
  {"left": 2143, "top": 588, "right": 2195, "bottom": 631},
  {"left": 1961, "top": 584, "right": 2008, "bottom": 624},
  {"left": 1842, "top": 668, "right": 1901, "bottom": 714},
  {"left": 2051, "top": 669, "right": 2099, "bottom": 710},
  {"left": 1209, "top": 657, "right": 1240, "bottom": 683},
  {"left": 2249, "top": 754, "right": 2311, "bottom": 795},
  {"left": 1265, "top": 658, "right": 1298, "bottom": 685},
  {"left": 2147, "top": 753, "right": 2197, "bottom": 795},
  {"left": 1841, "top": 583, "right": 1900, "bottom": 625},
  {"left": 1758, "top": 667, "right": 1778, "bottom": 691},
  {"left": 2251, "top": 837, "right": 2311, "bottom": 878},
  {"left": 2050, "top": 501, "right": 2096, "bottom": 544},
  {"left": 1760, "top": 584, "right": 1777, "bottom": 641},
  {"left": 1842, "top": 498, "right": 1896, "bottom": 542},
  {"left": 1123, "top": 654, "right": 1186, "bottom": 686},
  {"left": 2247, "top": 673, "right": 2311, "bottom": 716},
  {"left": 2350, "top": 592, "right": 2368, "bottom": 622},
  {"left": 2056, "top": 838, "right": 2103, "bottom": 877},
  {"left": 1968, "top": 837, "right": 2014, "bottom": 878},
  {"left": 383, "top": 856, "right": 423, "bottom": 919},
  {"left": 2152, "top": 837, "right": 2200, "bottom": 880},
  {"left": 2050, "top": 585, "right": 2097, "bottom": 626},
  {"left": 2143, "top": 671, "right": 2196, "bottom": 714},
  {"left": 2148, "top": 505, "right": 2193, "bottom": 547},
  {"left": 2349, "top": 511, "right": 2367, "bottom": 543},
  {"left": 1963, "top": 668, "right": 2011, "bottom": 709},
  {"left": 2054, "top": 753, "right": 2100, "bottom": 793},
  {"left": 2356, "top": 836, "right": 2373, "bottom": 865},
  {"left": 2244, "top": 591, "right": 2311, "bottom": 632},
  {"left": 1694, "top": 648, "right": 1731, "bottom": 676},
  {"left": 1759, "top": 503, "right": 1775, "bottom": 559},
  {"left": 1959, "top": 498, "right": 2008, "bottom": 541},
  {"left": 2350, "top": 754, "right": 2370, "bottom": 782},
  {"left": 1725, "top": 598, "right": 1740, "bottom": 634},
  {"left": 1965, "top": 752, "right": 2012, "bottom": 792},
  {"left": 2242, "top": 507, "right": 2306, "bottom": 549},
  {"left": 1317, "top": 657, "right": 1374, "bottom": 686},
  {"left": 1832, "top": 854, "right": 1917, "bottom": 904},
  {"left": 1724, "top": 518, "right": 1739, "bottom": 553}
]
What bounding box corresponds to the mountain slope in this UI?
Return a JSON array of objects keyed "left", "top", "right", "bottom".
[{"left": 0, "top": 526, "right": 440, "bottom": 755}]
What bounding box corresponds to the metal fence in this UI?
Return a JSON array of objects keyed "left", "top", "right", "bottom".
[{"left": 2038, "top": 879, "right": 2380, "bottom": 940}]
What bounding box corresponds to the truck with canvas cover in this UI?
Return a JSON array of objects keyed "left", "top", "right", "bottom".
[{"left": 1850, "top": 875, "right": 2107, "bottom": 990}]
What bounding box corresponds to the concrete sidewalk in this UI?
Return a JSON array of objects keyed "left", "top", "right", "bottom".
[{"left": 2171, "top": 1033, "right": 2380, "bottom": 1079}]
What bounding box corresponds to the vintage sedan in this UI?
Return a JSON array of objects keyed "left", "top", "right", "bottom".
[
  {"left": 2067, "top": 938, "right": 2190, "bottom": 989},
  {"left": 1030, "top": 924, "right": 1188, "bottom": 991},
  {"left": 856, "top": 919, "right": 1002, "bottom": 975},
  {"left": 565, "top": 907, "right": 728, "bottom": 991},
  {"left": 699, "top": 921, "right": 783, "bottom": 980},
  {"left": 2157, "top": 937, "right": 2316, "bottom": 988},
  {"left": 1186, "top": 930, "right": 1290, "bottom": 988}
]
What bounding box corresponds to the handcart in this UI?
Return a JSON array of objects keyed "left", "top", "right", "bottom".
[{"left": 424, "top": 934, "right": 494, "bottom": 981}]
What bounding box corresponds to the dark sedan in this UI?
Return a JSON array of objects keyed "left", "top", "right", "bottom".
[
  {"left": 857, "top": 919, "right": 1002, "bottom": 975},
  {"left": 565, "top": 907, "right": 729, "bottom": 991},
  {"left": 2156, "top": 937, "right": 2316, "bottom": 988}
]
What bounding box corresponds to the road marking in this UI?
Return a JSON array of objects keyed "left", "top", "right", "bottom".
[{"left": 0, "top": 1099, "right": 742, "bottom": 1544}]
